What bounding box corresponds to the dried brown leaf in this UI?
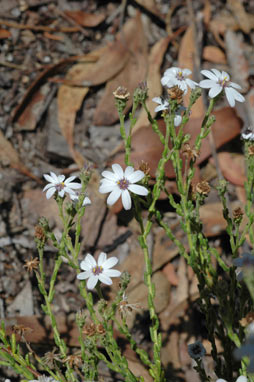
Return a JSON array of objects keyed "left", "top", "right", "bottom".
[
  {"left": 57, "top": 85, "right": 89, "bottom": 167},
  {"left": 0, "top": 28, "right": 11, "bottom": 39},
  {"left": 133, "top": 0, "right": 165, "bottom": 21},
  {"left": 0, "top": 130, "right": 41, "bottom": 182},
  {"left": 64, "top": 10, "right": 105, "bottom": 27},
  {"left": 203, "top": 45, "right": 227, "bottom": 64},
  {"left": 93, "top": 12, "right": 148, "bottom": 126}
]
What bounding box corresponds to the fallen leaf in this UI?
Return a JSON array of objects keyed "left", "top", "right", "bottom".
[
  {"left": 162, "top": 263, "right": 179, "bottom": 286},
  {"left": 227, "top": 0, "right": 251, "bottom": 34},
  {"left": 64, "top": 42, "right": 129, "bottom": 87},
  {"left": 133, "top": 36, "right": 171, "bottom": 133},
  {"left": 57, "top": 84, "right": 88, "bottom": 166},
  {"left": 0, "top": 130, "right": 41, "bottom": 182},
  {"left": 15, "top": 83, "right": 52, "bottom": 131},
  {"left": 210, "top": 152, "right": 246, "bottom": 186},
  {"left": 178, "top": 25, "right": 205, "bottom": 119},
  {"left": 64, "top": 10, "right": 105, "bottom": 27},
  {"left": 203, "top": 45, "right": 227, "bottom": 64},
  {"left": 93, "top": 12, "right": 148, "bottom": 126}
]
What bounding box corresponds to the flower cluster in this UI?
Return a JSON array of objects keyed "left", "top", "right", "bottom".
[{"left": 153, "top": 66, "right": 245, "bottom": 118}]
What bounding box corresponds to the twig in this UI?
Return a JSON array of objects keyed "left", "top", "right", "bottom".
[{"left": 0, "top": 60, "right": 26, "bottom": 70}]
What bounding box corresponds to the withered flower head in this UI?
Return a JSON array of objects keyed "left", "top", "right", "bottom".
[
  {"left": 240, "top": 312, "right": 254, "bottom": 327},
  {"left": 167, "top": 85, "right": 184, "bottom": 104},
  {"left": 35, "top": 225, "right": 46, "bottom": 243},
  {"left": 82, "top": 322, "right": 96, "bottom": 337},
  {"left": 182, "top": 143, "right": 199, "bottom": 161},
  {"left": 96, "top": 323, "right": 106, "bottom": 335},
  {"left": 139, "top": 161, "right": 150, "bottom": 176},
  {"left": 63, "top": 353, "right": 82, "bottom": 368},
  {"left": 233, "top": 207, "right": 244, "bottom": 223},
  {"left": 196, "top": 181, "right": 210, "bottom": 196},
  {"left": 118, "top": 293, "right": 142, "bottom": 319},
  {"left": 24, "top": 257, "right": 39, "bottom": 273},
  {"left": 43, "top": 348, "right": 61, "bottom": 369},
  {"left": 113, "top": 86, "right": 130, "bottom": 101}
]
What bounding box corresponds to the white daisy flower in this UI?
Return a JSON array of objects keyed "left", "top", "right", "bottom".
[
  {"left": 43, "top": 172, "right": 81, "bottom": 199},
  {"left": 152, "top": 97, "right": 169, "bottom": 112},
  {"left": 70, "top": 191, "right": 91, "bottom": 206},
  {"left": 199, "top": 68, "right": 245, "bottom": 107},
  {"left": 216, "top": 376, "right": 247, "bottom": 382},
  {"left": 161, "top": 67, "right": 198, "bottom": 94},
  {"left": 152, "top": 97, "right": 183, "bottom": 126},
  {"left": 77, "top": 252, "right": 121, "bottom": 289},
  {"left": 99, "top": 164, "right": 148, "bottom": 210}
]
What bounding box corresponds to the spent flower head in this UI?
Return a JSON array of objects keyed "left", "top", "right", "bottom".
[
  {"left": 70, "top": 191, "right": 91, "bottom": 207},
  {"left": 199, "top": 68, "right": 245, "bottom": 107},
  {"left": 77, "top": 252, "right": 121, "bottom": 289},
  {"left": 43, "top": 172, "right": 81, "bottom": 199},
  {"left": 161, "top": 67, "right": 198, "bottom": 94},
  {"left": 99, "top": 164, "right": 148, "bottom": 210}
]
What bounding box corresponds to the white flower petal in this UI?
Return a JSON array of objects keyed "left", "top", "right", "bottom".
[
  {"left": 87, "top": 275, "right": 99, "bottom": 289},
  {"left": 83, "top": 196, "right": 91, "bottom": 206},
  {"left": 107, "top": 188, "right": 122, "bottom": 206},
  {"left": 121, "top": 189, "right": 132, "bottom": 210},
  {"left": 225, "top": 87, "right": 236, "bottom": 107},
  {"left": 103, "top": 256, "right": 118, "bottom": 269},
  {"left": 201, "top": 70, "right": 218, "bottom": 81},
  {"left": 104, "top": 269, "right": 121, "bottom": 277},
  {"left": 152, "top": 97, "right": 162, "bottom": 104},
  {"left": 50, "top": 172, "right": 59, "bottom": 182},
  {"left": 211, "top": 68, "right": 222, "bottom": 78},
  {"left": 98, "top": 252, "right": 107, "bottom": 266},
  {"left": 221, "top": 70, "right": 230, "bottom": 80},
  {"left": 127, "top": 170, "right": 145, "bottom": 183},
  {"left": 98, "top": 274, "right": 112, "bottom": 285},
  {"left": 128, "top": 184, "right": 148, "bottom": 196},
  {"left": 46, "top": 187, "right": 56, "bottom": 199},
  {"left": 124, "top": 166, "right": 135, "bottom": 178},
  {"left": 236, "top": 377, "right": 248, "bottom": 382},
  {"left": 216, "top": 379, "right": 227, "bottom": 382},
  {"left": 66, "top": 182, "right": 81, "bottom": 190},
  {"left": 58, "top": 189, "right": 65, "bottom": 198},
  {"left": 228, "top": 87, "right": 245, "bottom": 102},
  {"left": 112, "top": 163, "right": 123, "bottom": 178},
  {"left": 84, "top": 253, "right": 97, "bottom": 267},
  {"left": 229, "top": 81, "right": 242, "bottom": 89},
  {"left": 99, "top": 181, "right": 116, "bottom": 193},
  {"left": 64, "top": 176, "right": 76, "bottom": 184},
  {"left": 186, "top": 78, "right": 198, "bottom": 89},
  {"left": 199, "top": 79, "right": 217, "bottom": 89},
  {"left": 101, "top": 170, "right": 118, "bottom": 181},
  {"left": 209, "top": 84, "right": 222, "bottom": 98},
  {"left": 43, "top": 183, "right": 54, "bottom": 192},
  {"left": 58, "top": 175, "right": 65, "bottom": 182},
  {"left": 77, "top": 271, "right": 90, "bottom": 280},
  {"left": 80, "top": 258, "right": 92, "bottom": 271},
  {"left": 44, "top": 173, "right": 55, "bottom": 183},
  {"left": 182, "top": 68, "right": 192, "bottom": 76},
  {"left": 174, "top": 115, "right": 182, "bottom": 126}
]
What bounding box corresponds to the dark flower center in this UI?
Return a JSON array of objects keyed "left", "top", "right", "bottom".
[
  {"left": 176, "top": 71, "right": 184, "bottom": 81},
  {"left": 92, "top": 266, "right": 103, "bottom": 275},
  {"left": 117, "top": 178, "right": 130, "bottom": 190},
  {"left": 218, "top": 76, "right": 229, "bottom": 88}
]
